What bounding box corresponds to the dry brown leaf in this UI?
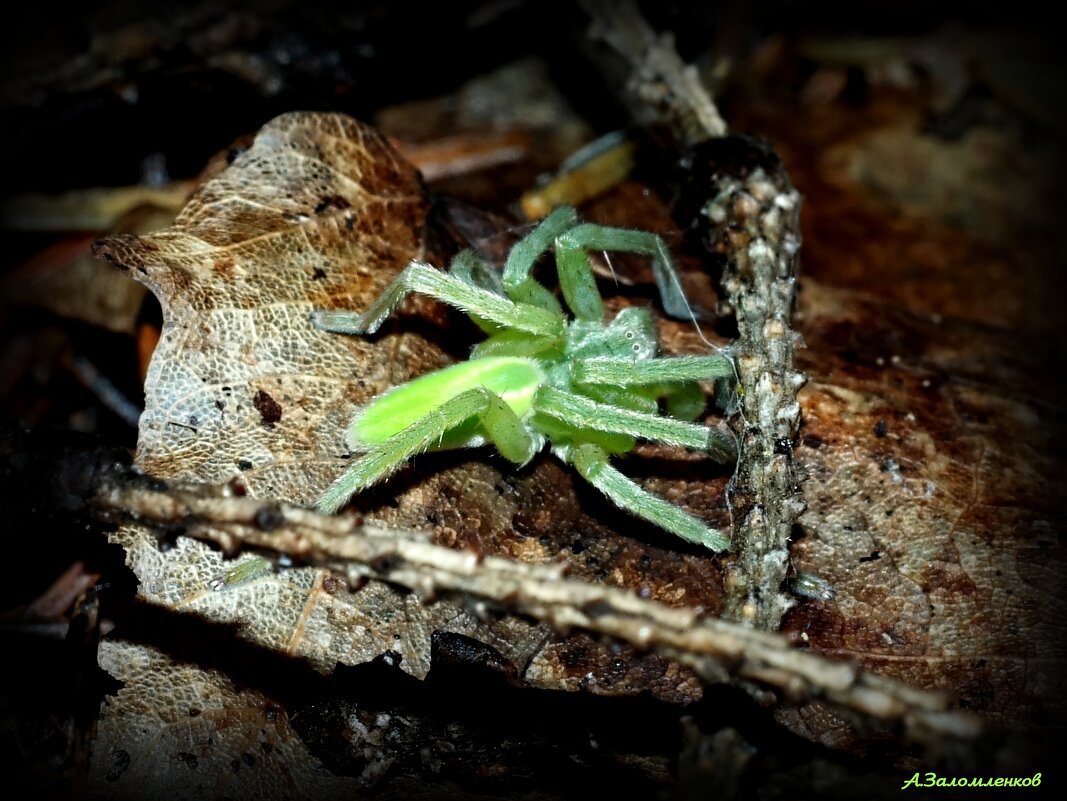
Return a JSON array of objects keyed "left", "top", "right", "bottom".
[
  {"left": 91, "top": 110, "right": 725, "bottom": 680},
  {"left": 88, "top": 112, "right": 557, "bottom": 796},
  {"left": 783, "top": 279, "right": 1066, "bottom": 736},
  {"left": 91, "top": 113, "right": 498, "bottom": 672},
  {"left": 94, "top": 112, "right": 435, "bottom": 496},
  {"left": 88, "top": 111, "right": 729, "bottom": 796},
  {"left": 4, "top": 205, "right": 174, "bottom": 334},
  {"left": 91, "top": 639, "right": 359, "bottom": 798},
  {"left": 756, "top": 94, "right": 1067, "bottom": 743}
]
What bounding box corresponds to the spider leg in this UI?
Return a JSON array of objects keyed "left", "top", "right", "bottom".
[
  {"left": 318, "top": 387, "right": 539, "bottom": 514},
  {"left": 470, "top": 328, "right": 561, "bottom": 360},
  {"left": 447, "top": 250, "right": 507, "bottom": 335},
  {"left": 557, "top": 224, "right": 697, "bottom": 321},
  {"left": 571, "top": 355, "right": 734, "bottom": 386},
  {"left": 534, "top": 386, "right": 735, "bottom": 458},
  {"left": 310, "top": 261, "right": 562, "bottom": 338},
  {"left": 572, "top": 354, "right": 735, "bottom": 421},
  {"left": 502, "top": 206, "right": 578, "bottom": 313},
  {"left": 570, "top": 357, "right": 737, "bottom": 455},
  {"left": 449, "top": 249, "right": 506, "bottom": 295},
  {"left": 551, "top": 229, "right": 605, "bottom": 322},
  {"left": 566, "top": 443, "right": 729, "bottom": 552},
  {"left": 660, "top": 382, "right": 708, "bottom": 422}
]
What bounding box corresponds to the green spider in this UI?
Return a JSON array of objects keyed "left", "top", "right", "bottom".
[{"left": 311, "top": 206, "right": 736, "bottom": 551}]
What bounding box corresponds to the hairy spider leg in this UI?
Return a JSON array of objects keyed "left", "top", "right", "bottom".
[
  {"left": 318, "top": 387, "right": 538, "bottom": 514},
  {"left": 571, "top": 354, "right": 733, "bottom": 420},
  {"left": 501, "top": 205, "right": 576, "bottom": 314},
  {"left": 568, "top": 443, "right": 729, "bottom": 552},
  {"left": 570, "top": 355, "right": 734, "bottom": 385},
  {"left": 661, "top": 382, "right": 708, "bottom": 422},
  {"left": 574, "top": 379, "right": 720, "bottom": 441},
  {"left": 550, "top": 230, "right": 605, "bottom": 322},
  {"left": 532, "top": 386, "right": 714, "bottom": 451},
  {"left": 311, "top": 261, "right": 563, "bottom": 338},
  {"left": 446, "top": 250, "right": 511, "bottom": 335},
  {"left": 558, "top": 224, "right": 696, "bottom": 322},
  {"left": 449, "top": 249, "right": 506, "bottom": 296},
  {"left": 570, "top": 354, "right": 738, "bottom": 460}
]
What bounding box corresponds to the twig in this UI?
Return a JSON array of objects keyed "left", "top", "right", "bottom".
[
  {"left": 583, "top": 2, "right": 806, "bottom": 629},
  {"left": 700, "top": 141, "right": 807, "bottom": 629},
  {"left": 582, "top": 0, "right": 728, "bottom": 143},
  {"left": 67, "top": 355, "right": 142, "bottom": 428},
  {"left": 90, "top": 474, "right": 980, "bottom": 746}
]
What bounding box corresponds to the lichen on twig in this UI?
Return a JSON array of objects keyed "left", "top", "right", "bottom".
[{"left": 583, "top": 1, "right": 807, "bottom": 629}]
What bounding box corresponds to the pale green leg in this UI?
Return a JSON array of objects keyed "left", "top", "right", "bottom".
[
  {"left": 470, "top": 328, "right": 562, "bottom": 360},
  {"left": 661, "top": 382, "right": 707, "bottom": 422},
  {"left": 209, "top": 555, "right": 273, "bottom": 591},
  {"left": 536, "top": 385, "right": 736, "bottom": 461},
  {"left": 449, "top": 249, "right": 505, "bottom": 296},
  {"left": 570, "top": 355, "right": 735, "bottom": 386},
  {"left": 579, "top": 384, "right": 658, "bottom": 415},
  {"left": 567, "top": 443, "right": 729, "bottom": 552},
  {"left": 311, "top": 261, "right": 562, "bottom": 338},
  {"left": 502, "top": 206, "right": 576, "bottom": 314},
  {"left": 448, "top": 250, "right": 507, "bottom": 335},
  {"left": 571, "top": 354, "right": 737, "bottom": 437},
  {"left": 534, "top": 386, "right": 714, "bottom": 451},
  {"left": 558, "top": 224, "right": 696, "bottom": 321},
  {"left": 317, "top": 387, "right": 538, "bottom": 514},
  {"left": 552, "top": 234, "right": 605, "bottom": 322}
]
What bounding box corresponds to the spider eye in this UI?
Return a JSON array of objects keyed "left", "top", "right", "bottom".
[
  {"left": 632, "top": 343, "right": 642, "bottom": 353},
  {"left": 624, "top": 331, "right": 634, "bottom": 339}
]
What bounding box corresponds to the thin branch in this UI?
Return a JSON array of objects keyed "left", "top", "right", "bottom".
[
  {"left": 91, "top": 474, "right": 980, "bottom": 747},
  {"left": 583, "top": 2, "right": 807, "bottom": 629},
  {"left": 582, "top": 0, "right": 728, "bottom": 143}
]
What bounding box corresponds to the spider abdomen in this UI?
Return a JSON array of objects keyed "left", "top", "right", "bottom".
[{"left": 350, "top": 356, "right": 547, "bottom": 448}]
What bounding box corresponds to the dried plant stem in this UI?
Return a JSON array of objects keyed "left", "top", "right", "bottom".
[
  {"left": 584, "top": 1, "right": 807, "bottom": 629},
  {"left": 582, "top": 0, "right": 728, "bottom": 141},
  {"left": 92, "top": 476, "right": 980, "bottom": 745}
]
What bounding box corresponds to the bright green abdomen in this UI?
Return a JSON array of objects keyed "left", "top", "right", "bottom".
[{"left": 353, "top": 356, "right": 546, "bottom": 446}]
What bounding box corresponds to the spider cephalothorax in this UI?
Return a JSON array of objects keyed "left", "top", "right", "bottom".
[{"left": 311, "top": 206, "right": 736, "bottom": 551}]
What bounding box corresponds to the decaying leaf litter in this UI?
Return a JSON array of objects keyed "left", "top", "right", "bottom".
[
  {"left": 83, "top": 102, "right": 973, "bottom": 789},
  {"left": 88, "top": 62, "right": 975, "bottom": 801},
  {"left": 4, "top": 3, "right": 1062, "bottom": 797}
]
